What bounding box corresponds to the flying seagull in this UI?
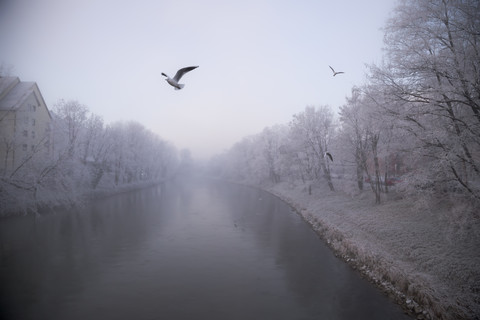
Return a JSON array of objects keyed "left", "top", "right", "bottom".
[
  {"left": 161, "top": 66, "right": 198, "bottom": 90},
  {"left": 325, "top": 152, "right": 333, "bottom": 162},
  {"left": 329, "top": 65, "right": 344, "bottom": 76}
]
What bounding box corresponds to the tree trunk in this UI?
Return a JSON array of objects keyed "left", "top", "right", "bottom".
[
  {"left": 372, "top": 134, "right": 381, "bottom": 204},
  {"left": 355, "top": 148, "right": 364, "bottom": 191},
  {"left": 320, "top": 160, "right": 335, "bottom": 191}
]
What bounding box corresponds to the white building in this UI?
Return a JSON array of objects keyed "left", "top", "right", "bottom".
[{"left": 0, "top": 77, "right": 52, "bottom": 175}]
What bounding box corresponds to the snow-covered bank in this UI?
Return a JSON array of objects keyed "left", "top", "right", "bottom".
[
  {"left": 265, "top": 182, "right": 479, "bottom": 320},
  {"left": 0, "top": 180, "right": 166, "bottom": 217}
]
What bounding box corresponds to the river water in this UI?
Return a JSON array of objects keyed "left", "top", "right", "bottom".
[{"left": 0, "top": 179, "right": 410, "bottom": 320}]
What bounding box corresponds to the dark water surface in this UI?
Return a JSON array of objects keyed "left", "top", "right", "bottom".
[{"left": 0, "top": 179, "right": 410, "bottom": 320}]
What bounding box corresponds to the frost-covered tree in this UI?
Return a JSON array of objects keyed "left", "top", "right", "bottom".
[
  {"left": 52, "top": 99, "right": 88, "bottom": 158},
  {"left": 81, "top": 114, "right": 110, "bottom": 189},
  {"left": 259, "top": 125, "right": 289, "bottom": 184},
  {"left": 82, "top": 113, "right": 104, "bottom": 162},
  {"left": 217, "top": 125, "right": 291, "bottom": 185},
  {"left": 222, "top": 136, "right": 258, "bottom": 182},
  {"left": 290, "top": 106, "right": 336, "bottom": 191},
  {"left": 339, "top": 85, "right": 407, "bottom": 203},
  {"left": 369, "top": 0, "right": 480, "bottom": 201},
  {"left": 100, "top": 120, "right": 178, "bottom": 186},
  {"left": 49, "top": 99, "right": 93, "bottom": 197},
  {"left": 362, "top": 86, "right": 397, "bottom": 203},
  {"left": 339, "top": 88, "right": 369, "bottom": 191},
  {"left": 279, "top": 132, "right": 311, "bottom": 183}
]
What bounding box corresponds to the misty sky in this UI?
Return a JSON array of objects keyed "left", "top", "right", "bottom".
[{"left": 0, "top": 0, "right": 396, "bottom": 159}]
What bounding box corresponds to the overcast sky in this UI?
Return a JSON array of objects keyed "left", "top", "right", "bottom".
[{"left": 0, "top": 0, "right": 396, "bottom": 159}]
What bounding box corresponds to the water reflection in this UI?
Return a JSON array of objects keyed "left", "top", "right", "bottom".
[{"left": 0, "top": 179, "right": 410, "bottom": 320}]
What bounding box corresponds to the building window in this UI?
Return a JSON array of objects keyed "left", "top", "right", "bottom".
[
  {"left": 23, "top": 130, "right": 28, "bottom": 137},
  {"left": 32, "top": 119, "right": 36, "bottom": 126},
  {"left": 31, "top": 105, "right": 36, "bottom": 112},
  {"left": 31, "top": 145, "right": 35, "bottom": 151},
  {"left": 22, "top": 144, "right": 27, "bottom": 151},
  {"left": 32, "top": 131, "right": 35, "bottom": 139}
]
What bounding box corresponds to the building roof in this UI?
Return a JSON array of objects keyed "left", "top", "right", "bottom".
[{"left": 0, "top": 77, "right": 39, "bottom": 111}]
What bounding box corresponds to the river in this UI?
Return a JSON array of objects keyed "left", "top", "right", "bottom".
[{"left": 0, "top": 178, "right": 411, "bottom": 320}]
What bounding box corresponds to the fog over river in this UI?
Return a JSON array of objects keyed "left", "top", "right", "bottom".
[{"left": 0, "top": 179, "right": 410, "bottom": 320}]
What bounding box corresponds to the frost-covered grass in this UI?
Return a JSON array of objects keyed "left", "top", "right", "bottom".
[{"left": 266, "top": 181, "right": 480, "bottom": 320}]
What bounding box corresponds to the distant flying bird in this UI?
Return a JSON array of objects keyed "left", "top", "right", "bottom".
[
  {"left": 325, "top": 152, "right": 333, "bottom": 162},
  {"left": 329, "top": 65, "right": 344, "bottom": 76},
  {"left": 161, "top": 66, "right": 198, "bottom": 90}
]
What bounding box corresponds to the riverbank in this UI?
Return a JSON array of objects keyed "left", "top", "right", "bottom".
[
  {"left": 265, "top": 181, "right": 479, "bottom": 320},
  {"left": 0, "top": 179, "right": 166, "bottom": 217}
]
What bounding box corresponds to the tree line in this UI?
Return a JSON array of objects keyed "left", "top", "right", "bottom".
[
  {"left": 1, "top": 99, "right": 180, "bottom": 215},
  {"left": 208, "top": 0, "right": 480, "bottom": 207}
]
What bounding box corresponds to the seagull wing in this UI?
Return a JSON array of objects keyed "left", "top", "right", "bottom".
[
  {"left": 329, "top": 65, "right": 335, "bottom": 74},
  {"left": 326, "top": 152, "right": 333, "bottom": 162},
  {"left": 173, "top": 66, "right": 199, "bottom": 82}
]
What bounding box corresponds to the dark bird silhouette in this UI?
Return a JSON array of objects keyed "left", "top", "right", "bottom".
[
  {"left": 162, "top": 66, "right": 199, "bottom": 90},
  {"left": 325, "top": 152, "right": 333, "bottom": 162},
  {"left": 329, "top": 65, "right": 344, "bottom": 76}
]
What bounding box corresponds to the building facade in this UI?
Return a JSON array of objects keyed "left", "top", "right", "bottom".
[{"left": 0, "top": 77, "right": 52, "bottom": 175}]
